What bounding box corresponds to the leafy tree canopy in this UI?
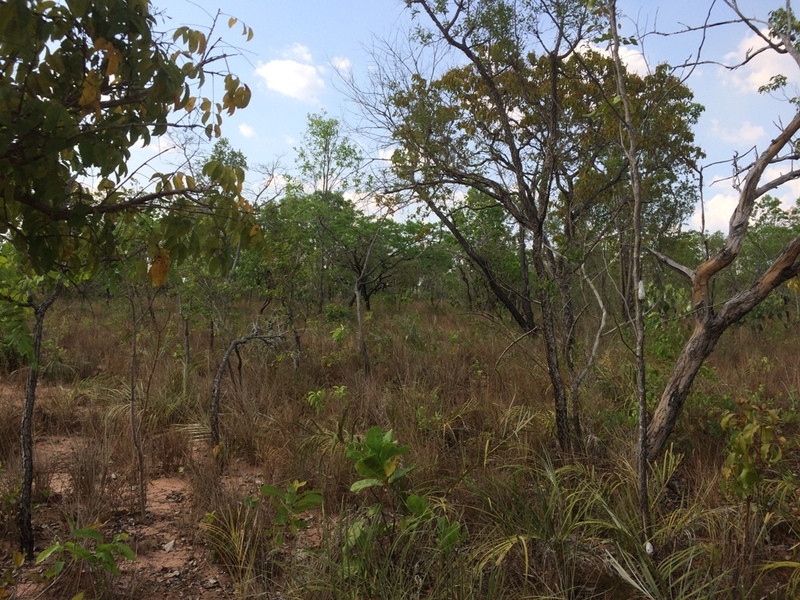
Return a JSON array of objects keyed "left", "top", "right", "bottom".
[{"left": 0, "top": 0, "right": 253, "bottom": 273}]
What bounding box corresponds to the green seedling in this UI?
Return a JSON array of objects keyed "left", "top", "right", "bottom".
[{"left": 347, "top": 426, "right": 414, "bottom": 494}]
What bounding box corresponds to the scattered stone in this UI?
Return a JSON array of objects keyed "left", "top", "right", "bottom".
[{"left": 163, "top": 539, "right": 176, "bottom": 552}]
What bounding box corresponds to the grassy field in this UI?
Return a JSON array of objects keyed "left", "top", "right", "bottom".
[{"left": 1, "top": 294, "right": 799, "bottom": 598}]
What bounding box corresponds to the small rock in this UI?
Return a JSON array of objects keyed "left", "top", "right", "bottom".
[
  {"left": 163, "top": 539, "right": 175, "bottom": 552},
  {"left": 204, "top": 578, "right": 219, "bottom": 589}
]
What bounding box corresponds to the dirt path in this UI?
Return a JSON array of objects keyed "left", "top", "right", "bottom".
[{"left": 7, "top": 435, "right": 236, "bottom": 599}]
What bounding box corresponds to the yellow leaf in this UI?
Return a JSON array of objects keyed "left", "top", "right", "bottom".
[
  {"left": 78, "top": 72, "right": 101, "bottom": 107},
  {"left": 149, "top": 248, "right": 171, "bottom": 287},
  {"left": 249, "top": 224, "right": 260, "bottom": 237},
  {"left": 95, "top": 38, "right": 123, "bottom": 78},
  {"left": 228, "top": 16, "right": 238, "bottom": 28},
  {"left": 184, "top": 96, "right": 196, "bottom": 112},
  {"left": 385, "top": 455, "right": 399, "bottom": 478}
]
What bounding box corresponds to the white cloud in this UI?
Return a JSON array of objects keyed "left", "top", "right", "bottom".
[
  {"left": 708, "top": 119, "right": 765, "bottom": 145},
  {"left": 377, "top": 146, "right": 396, "bottom": 161},
  {"left": 689, "top": 192, "right": 738, "bottom": 233},
  {"left": 721, "top": 30, "right": 796, "bottom": 93},
  {"left": 285, "top": 43, "right": 313, "bottom": 63},
  {"left": 255, "top": 59, "right": 325, "bottom": 102},
  {"left": 283, "top": 135, "right": 296, "bottom": 145},
  {"left": 617, "top": 45, "right": 648, "bottom": 77},
  {"left": 238, "top": 123, "right": 256, "bottom": 138},
  {"left": 331, "top": 56, "right": 352, "bottom": 71},
  {"left": 690, "top": 166, "right": 800, "bottom": 232},
  {"left": 255, "top": 43, "right": 326, "bottom": 103},
  {"left": 574, "top": 40, "right": 649, "bottom": 77}
]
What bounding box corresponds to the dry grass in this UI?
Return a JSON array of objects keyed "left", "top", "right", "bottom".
[{"left": 0, "top": 295, "right": 798, "bottom": 598}]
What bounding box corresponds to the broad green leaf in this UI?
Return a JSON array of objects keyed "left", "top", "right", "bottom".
[{"left": 350, "top": 478, "right": 383, "bottom": 493}]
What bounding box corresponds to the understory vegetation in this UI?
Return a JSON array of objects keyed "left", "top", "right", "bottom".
[
  {"left": 3, "top": 0, "right": 800, "bottom": 597},
  {"left": 1, "top": 293, "right": 800, "bottom": 598}
]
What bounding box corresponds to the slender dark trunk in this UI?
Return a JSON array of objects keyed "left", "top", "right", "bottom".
[
  {"left": 608, "top": 1, "right": 650, "bottom": 538},
  {"left": 532, "top": 241, "right": 571, "bottom": 453},
  {"left": 128, "top": 293, "right": 147, "bottom": 518},
  {"left": 19, "top": 286, "right": 60, "bottom": 559},
  {"left": 182, "top": 313, "right": 190, "bottom": 397},
  {"left": 355, "top": 278, "right": 370, "bottom": 375},
  {"left": 619, "top": 226, "right": 634, "bottom": 322},
  {"left": 211, "top": 338, "right": 243, "bottom": 451},
  {"left": 285, "top": 297, "right": 302, "bottom": 370},
  {"left": 317, "top": 243, "right": 325, "bottom": 314}
]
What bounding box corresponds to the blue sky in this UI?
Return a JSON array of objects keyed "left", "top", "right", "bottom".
[{"left": 147, "top": 0, "right": 798, "bottom": 233}]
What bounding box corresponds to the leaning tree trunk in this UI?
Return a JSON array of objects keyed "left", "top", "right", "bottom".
[
  {"left": 355, "top": 277, "right": 371, "bottom": 375},
  {"left": 19, "top": 286, "right": 60, "bottom": 560},
  {"left": 647, "top": 109, "right": 800, "bottom": 460},
  {"left": 210, "top": 329, "right": 284, "bottom": 454},
  {"left": 648, "top": 237, "right": 800, "bottom": 458}
]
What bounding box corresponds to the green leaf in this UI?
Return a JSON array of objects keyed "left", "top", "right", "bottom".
[
  {"left": 36, "top": 543, "right": 61, "bottom": 564},
  {"left": 388, "top": 464, "right": 415, "bottom": 484},
  {"left": 293, "top": 491, "right": 323, "bottom": 512},
  {"left": 365, "top": 426, "right": 386, "bottom": 451},
  {"left": 44, "top": 560, "right": 65, "bottom": 579},
  {"left": 260, "top": 485, "right": 284, "bottom": 499},
  {"left": 350, "top": 478, "right": 383, "bottom": 493},
  {"left": 116, "top": 543, "right": 136, "bottom": 562},
  {"left": 72, "top": 527, "right": 104, "bottom": 542},
  {"left": 405, "top": 493, "right": 428, "bottom": 516}
]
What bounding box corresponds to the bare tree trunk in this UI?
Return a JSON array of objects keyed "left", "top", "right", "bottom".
[
  {"left": 317, "top": 244, "right": 325, "bottom": 314},
  {"left": 517, "top": 225, "right": 536, "bottom": 331},
  {"left": 285, "top": 297, "right": 302, "bottom": 370},
  {"left": 608, "top": 0, "right": 650, "bottom": 538},
  {"left": 532, "top": 240, "right": 572, "bottom": 453},
  {"left": 355, "top": 278, "right": 371, "bottom": 375},
  {"left": 19, "top": 286, "right": 60, "bottom": 560},
  {"left": 210, "top": 329, "right": 284, "bottom": 452},
  {"left": 648, "top": 110, "right": 800, "bottom": 459},
  {"left": 180, "top": 299, "right": 190, "bottom": 398},
  {"left": 128, "top": 292, "right": 147, "bottom": 518},
  {"left": 211, "top": 337, "right": 246, "bottom": 451}
]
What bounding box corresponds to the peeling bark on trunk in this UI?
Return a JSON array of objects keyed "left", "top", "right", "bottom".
[
  {"left": 517, "top": 226, "right": 536, "bottom": 330},
  {"left": 649, "top": 235, "right": 800, "bottom": 460},
  {"left": 128, "top": 294, "right": 147, "bottom": 518},
  {"left": 647, "top": 108, "right": 800, "bottom": 459}
]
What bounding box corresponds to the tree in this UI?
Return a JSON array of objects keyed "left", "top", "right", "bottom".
[
  {"left": 0, "top": 0, "right": 253, "bottom": 273},
  {"left": 0, "top": 0, "right": 254, "bottom": 559},
  {"left": 354, "top": 0, "right": 702, "bottom": 451},
  {"left": 0, "top": 249, "right": 62, "bottom": 561},
  {"left": 295, "top": 112, "right": 364, "bottom": 312},
  {"left": 641, "top": 2, "right": 800, "bottom": 459}
]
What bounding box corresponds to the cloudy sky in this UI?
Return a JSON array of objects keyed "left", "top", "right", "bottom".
[{"left": 152, "top": 0, "right": 797, "bottom": 233}]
